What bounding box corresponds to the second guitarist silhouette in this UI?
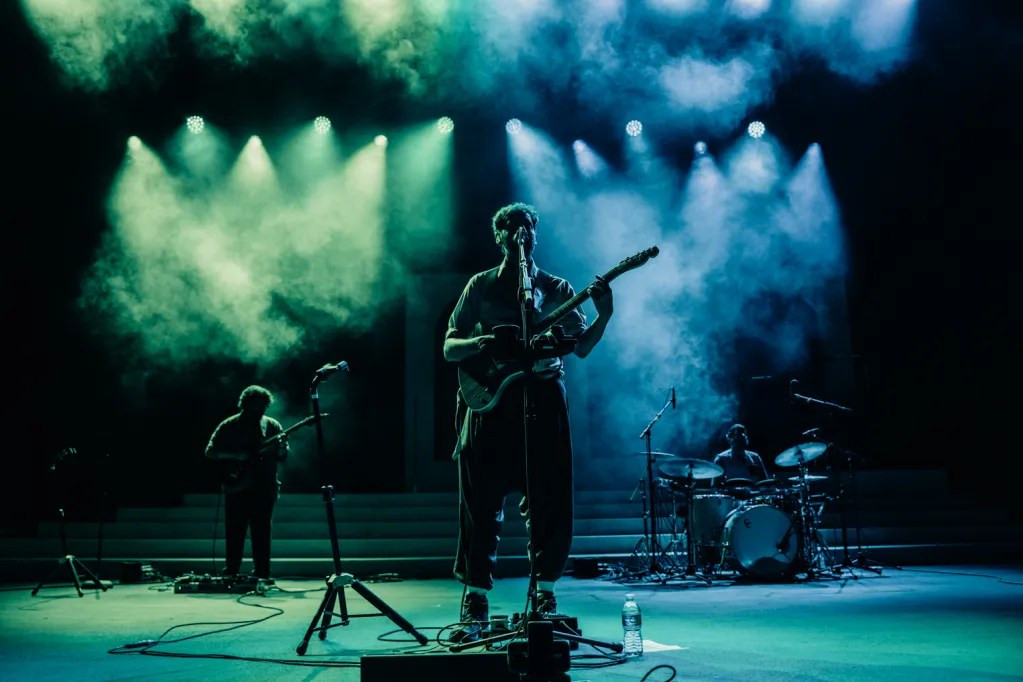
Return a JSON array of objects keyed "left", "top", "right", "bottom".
[{"left": 204, "top": 385, "right": 289, "bottom": 580}]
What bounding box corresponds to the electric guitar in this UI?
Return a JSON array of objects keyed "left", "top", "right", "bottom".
[
  {"left": 217, "top": 413, "right": 326, "bottom": 494},
  {"left": 457, "top": 246, "right": 659, "bottom": 412}
]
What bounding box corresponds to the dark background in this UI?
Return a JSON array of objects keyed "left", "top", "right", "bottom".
[{"left": 2, "top": 1, "right": 1021, "bottom": 525}]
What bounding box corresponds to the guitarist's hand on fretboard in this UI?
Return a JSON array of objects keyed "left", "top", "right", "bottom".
[
  {"left": 587, "top": 275, "right": 613, "bottom": 317},
  {"left": 261, "top": 434, "right": 289, "bottom": 461}
]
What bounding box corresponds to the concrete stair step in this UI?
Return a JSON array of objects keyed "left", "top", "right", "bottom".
[
  {"left": 37, "top": 517, "right": 650, "bottom": 539},
  {"left": 11, "top": 524, "right": 1022, "bottom": 561},
  {"left": 4, "top": 541, "right": 1019, "bottom": 584}
]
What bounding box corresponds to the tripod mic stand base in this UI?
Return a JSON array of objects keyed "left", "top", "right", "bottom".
[
  {"left": 296, "top": 572, "right": 429, "bottom": 655},
  {"left": 32, "top": 554, "right": 110, "bottom": 598}
]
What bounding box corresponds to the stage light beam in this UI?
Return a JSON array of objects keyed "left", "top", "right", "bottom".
[
  {"left": 625, "top": 120, "right": 643, "bottom": 137},
  {"left": 747, "top": 121, "right": 766, "bottom": 139},
  {"left": 506, "top": 119, "right": 523, "bottom": 135},
  {"left": 186, "top": 116, "right": 205, "bottom": 135},
  {"left": 436, "top": 116, "right": 455, "bottom": 134}
]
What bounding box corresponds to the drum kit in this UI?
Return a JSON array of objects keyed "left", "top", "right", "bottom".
[{"left": 630, "top": 440, "right": 839, "bottom": 583}]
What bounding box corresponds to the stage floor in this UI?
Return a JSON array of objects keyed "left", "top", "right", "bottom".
[{"left": 2, "top": 565, "right": 1021, "bottom": 681}]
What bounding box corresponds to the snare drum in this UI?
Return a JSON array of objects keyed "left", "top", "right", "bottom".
[
  {"left": 688, "top": 493, "right": 741, "bottom": 547},
  {"left": 749, "top": 478, "right": 786, "bottom": 507},
  {"left": 724, "top": 478, "right": 755, "bottom": 502},
  {"left": 721, "top": 504, "right": 800, "bottom": 580}
]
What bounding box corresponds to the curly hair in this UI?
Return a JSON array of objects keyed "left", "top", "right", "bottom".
[
  {"left": 237, "top": 385, "right": 274, "bottom": 411},
  {"left": 491, "top": 202, "right": 539, "bottom": 235}
]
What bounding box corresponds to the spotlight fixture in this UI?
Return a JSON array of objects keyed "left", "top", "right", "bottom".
[
  {"left": 747, "top": 121, "right": 766, "bottom": 139},
  {"left": 625, "top": 120, "right": 643, "bottom": 137},
  {"left": 374, "top": 134, "right": 388, "bottom": 147},
  {"left": 572, "top": 140, "right": 585, "bottom": 152},
  {"left": 694, "top": 141, "right": 708, "bottom": 156},
  {"left": 505, "top": 118, "right": 523, "bottom": 135},
  {"left": 314, "top": 116, "right": 331, "bottom": 135},
  {"left": 127, "top": 136, "right": 142, "bottom": 150},
  {"left": 436, "top": 116, "right": 455, "bottom": 134},
  {"left": 186, "top": 115, "right": 205, "bottom": 134}
]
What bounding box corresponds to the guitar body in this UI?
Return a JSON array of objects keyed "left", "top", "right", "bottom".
[
  {"left": 212, "top": 414, "right": 325, "bottom": 495},
  {"left": 218, "top": 455, "right": 264, "bottom": 496},
  {"left": 455, "top": 246, "right": 659, "bottom": 413},
  {"left": 458, "top": 356, "right": 528, "bottom": 413}
]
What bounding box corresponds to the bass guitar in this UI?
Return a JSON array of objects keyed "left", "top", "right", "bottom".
[
  {"left": 217, "top": 413, "right": 326, "bottom": 494},
  {"left": 457, "top": 246, "right": 659, "bottom": 412}
]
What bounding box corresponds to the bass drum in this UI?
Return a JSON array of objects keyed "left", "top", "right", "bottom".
[{"left": 721, "top": 504, "right": 799, "bottom": 580}]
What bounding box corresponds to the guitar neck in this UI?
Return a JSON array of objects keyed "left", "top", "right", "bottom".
[{"left": 534, "top": 259, "right": 637, "bottom": 335}]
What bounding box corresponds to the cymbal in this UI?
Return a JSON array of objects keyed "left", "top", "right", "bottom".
[
  {"left": 774, "top": 442, "right": 828, "bottom": 467},
  {"left": 789, "top": 474, "right": 829, "bottom": 482},
  {"left": 636, "top": 451, "right": 680, "bottom": 463},
  {"left": 658, "top": 458, "right": 724, "bottom": 480}
]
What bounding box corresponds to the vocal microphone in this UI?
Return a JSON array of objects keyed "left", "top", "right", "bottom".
[
  {"left": 670, "top": 386, "right": 676, "bottom": 409},
  {"left": 315, "top": 361, "right": 350, "bottom": 378}
]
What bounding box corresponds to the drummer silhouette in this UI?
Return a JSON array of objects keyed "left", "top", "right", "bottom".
[{"left": 713, "top": 424, "right": 769, "bottom": 484}]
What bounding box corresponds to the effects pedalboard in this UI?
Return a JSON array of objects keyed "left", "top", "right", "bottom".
[{"left": 173, "top": 572, "right": 273, "bottom": 595}]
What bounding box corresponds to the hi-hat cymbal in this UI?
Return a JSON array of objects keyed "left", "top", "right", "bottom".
[
  {"left": 788, "top": 474, "right": 829, "bottom": 482},
  {"left": 658, "top": 458, "right": 724, "bottom": 480},
  {"left": 774, "top": 442, "right": 828, "bottom": 467}
]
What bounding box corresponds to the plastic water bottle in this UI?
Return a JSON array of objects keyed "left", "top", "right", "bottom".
[{"left": 621, "top": 593, "right": 643, "bottom": 656}]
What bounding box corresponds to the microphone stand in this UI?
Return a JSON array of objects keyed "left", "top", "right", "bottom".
[
  {"left": 789, "top": 382, "right": 884, "bottom": 577},
  {"left": 635, "top": 390, "right": 675, "bottom": 581},
  {"left": 296, "top": 362, "right": 428, "bottom": 654},
  {"left": 32, "top": 449, "right": 110, "bottom": 597},
  {"left": 451, "top": 227, "right": 622, "bottom": 658}
]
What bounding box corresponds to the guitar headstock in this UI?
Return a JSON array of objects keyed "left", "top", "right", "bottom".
[{"left": 608, "top": 246, "right": 659, "bottom": 278}]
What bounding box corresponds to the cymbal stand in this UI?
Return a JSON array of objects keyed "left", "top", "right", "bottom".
[
  {"left": 625, "top": 476, "right": 657, "bottom": 576},
  {"left": 826, "top": 444, "right": 859, "bottom": 579},
  {"left": 838, "top": 445, "right": 886, "bottom": 575},
  {"left": 656, "top": 483, "right": 688, "bottom": 572},
  {"left": 792, "top": 455, "right": 834, "bottom": 581},
  {"left": 679, "top": 471, "right": 712, "bottom": 584}
]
